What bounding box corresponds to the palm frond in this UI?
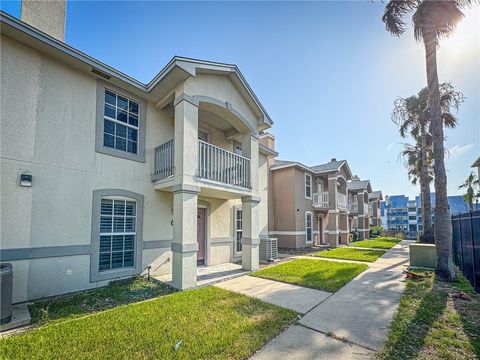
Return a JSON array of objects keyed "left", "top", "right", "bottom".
[
  {"left": 413, "top": 1, "right": 465, "bottom": 43},
  {"left": 382, "top": 0, "right": 418, "bottom": 36}
]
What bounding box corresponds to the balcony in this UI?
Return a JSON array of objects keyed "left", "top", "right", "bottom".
[
  {"left": 313, "top": 191, "right": 329, "bottom": 208},
  {"left": 337, "top": 193, "right": 347, "bottom": 210},
  {"left": 349, "top": 202, "right": 358, "bottom": 213},
  {"left": 152, "top": 139, "right": 251, "bottom": 189},
  {"left": 152, "top": 139, "right": 174, "bottom": 182},
  {"left": 198, "top": 140, "right": 251, "bottom": 188}
]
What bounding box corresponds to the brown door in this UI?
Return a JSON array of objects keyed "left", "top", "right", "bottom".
[{"left": 197, "top": 208, "right": 206, "bottom": 265}]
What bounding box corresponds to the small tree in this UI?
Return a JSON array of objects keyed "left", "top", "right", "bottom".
[
  {"left": 393, "top": 84, "right": 461, "bottom": 243},
  {"left": 459, "top": 172, "right": 479, "bottom": 210}
]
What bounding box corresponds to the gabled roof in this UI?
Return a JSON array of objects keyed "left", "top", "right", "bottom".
[
  {"left": 0, "top": 11, "right": 273, "bottom": 129},
  {"left": 311, "top": 160, "right": 345, "bottom": 173},
  {"left": 472, "top": 156, "right": 480, "bottom": 167},
  {"left": 271, "top": 160, "right": 311, "bottom": 172},
  {"left": 348, "top": 180, "right": 372, "bottom": 192},
  {"left": 369, "top": 191, "right": 383, "bottom": 200},
  {"left": 271, "top": 159, "right": 352, "bottom": 179}
]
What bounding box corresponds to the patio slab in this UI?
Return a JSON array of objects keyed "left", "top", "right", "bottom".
[
  {"left": 215, "top": 276, "right": 331, "bottom": 314},
  {"left": 154, "top": 263, "right": 249, "bottom": 287},
  {"left": 251, "top": 325, "right": 374, "bottom": 360}
]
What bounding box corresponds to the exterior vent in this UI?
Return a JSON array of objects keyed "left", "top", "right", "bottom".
[
  {"left": 331, "top": 158, "right": 336, "bottom": 162},
  {"left": 0, "top": 263, "right": 13, "bottom": 325},
  {"left": 91, "top": 68, "right": 111, "bottom": 80},
  {"left": 259, "top": 238, "right": 278, "bottom": 263}
]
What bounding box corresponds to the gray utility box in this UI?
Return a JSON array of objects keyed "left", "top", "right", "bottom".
[
  {"left": 0, "top": 263, "right": 13, "bottom": 325},
  {"left": 260, "top": 238, "right": 278, "bottom": 263}
]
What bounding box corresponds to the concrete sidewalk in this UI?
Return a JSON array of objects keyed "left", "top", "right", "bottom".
[
  {"left": 252, "top": 240, "right": 412, "bottom": 359},
  {"left": 216, "top": 275, "right": 331, "bottom": 314}
]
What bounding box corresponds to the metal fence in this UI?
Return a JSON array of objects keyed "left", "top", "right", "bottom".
[{"left": 451, "top": 210, "right": 480, "bottom": 292}]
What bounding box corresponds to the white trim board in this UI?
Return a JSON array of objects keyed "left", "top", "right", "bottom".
[{"left": 268, "top": 231, "right": 306, "bottom": 236}]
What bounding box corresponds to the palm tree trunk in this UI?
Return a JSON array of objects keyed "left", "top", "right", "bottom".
[
  {"left": 423, "top": 28, "right": 455, "bottom": 281},
  {"left": 419, "top": 128, "right": 434, "bottom": 243}
]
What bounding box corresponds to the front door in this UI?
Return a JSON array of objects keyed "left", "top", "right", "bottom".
[
  {"left": 318, "top": 216, "right": 323, "bottom": 245},
  {"left": 197, "top": 208, "right": 206, "bottom": 265}
]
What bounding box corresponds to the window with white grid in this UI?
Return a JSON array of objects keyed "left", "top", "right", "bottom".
[
  {"left": 99, "top": 198, "right": 136, "bottom": 271},
  {"left": 305, "top": 173, "right": 312, "bottom": 199},
  {"left": 103, "top": 90, "right": 139, "bottom": 155},
  {"left": 236, "top": 208, "right": 242, "bottom": 253},
  {"left": 305, "top": 211, "right": 313, "bottom": 243}
]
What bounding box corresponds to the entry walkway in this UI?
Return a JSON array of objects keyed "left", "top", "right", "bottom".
[
  {"left": 250, "top": 240, "right": 412, "bottom": 359},
  {"left": 216, "top": 275, "right": 331, "bottom": 314}
]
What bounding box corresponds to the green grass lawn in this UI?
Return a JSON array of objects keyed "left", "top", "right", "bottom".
[
  {"left": 1, "top": 287, "right": 297, "bottom": 360},
  {"left": 351, "top": 237, "right": 401, "bottom": 250},
  {"left": 251, "top": 258, "right": 368, "bottom": 292},
  {"left": 379, "top": 271, "right": 480, "bottom": 360},
  {"left": 28, "top": 276, "right": 175, "bottom": 326},
  {"left": 314, "top": 247, "right": 386, "bottom": 262}
]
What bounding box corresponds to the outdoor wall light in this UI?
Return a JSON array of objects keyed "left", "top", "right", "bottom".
[{"left": 20, "top": 173, "right": 32, "bottom": 187}]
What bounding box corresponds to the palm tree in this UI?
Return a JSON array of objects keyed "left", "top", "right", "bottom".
[
  {"left": 459, "top": 172, "right": 479, "bottom": 210},
  {"left": 393, "top": 84, "right": 461, "bottom": 243},
  {"left": 399, "top": 142, "right": 435, "bottom": 242},
  {"left": 382, "top": 0, "right": 476, "bottom": 281}
]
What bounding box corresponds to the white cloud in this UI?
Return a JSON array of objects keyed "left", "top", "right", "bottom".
[
  {"left": 386, "top": 142, "right": 396, "bottom": 152},
  {"left": 448, "top": 143, "right": 476, "bottom": 158}
]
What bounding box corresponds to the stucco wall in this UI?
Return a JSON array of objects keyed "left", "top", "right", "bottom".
[{"left": 1, "top": 35, "right": 270, "bottom": 302}]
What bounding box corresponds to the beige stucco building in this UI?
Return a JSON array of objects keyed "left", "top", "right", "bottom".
[
  {"left": 347, "top": 179, "right": 373, "bottom": 240},
  {"left": 0, "top": 7, "right": 277, "bottom": 302},
  {"left": 368, "top": 191, "right": 383, "bottom": 227},
  {"left": 268, "top": 158, "right": 354, "bottom": 248}
]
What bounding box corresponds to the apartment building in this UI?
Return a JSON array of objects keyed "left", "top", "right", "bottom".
[
  {"left": 347, "top": 178, "right": 373, "bottom": 240},
  {"left": 368, "top": 191, "right": 383, "bottom": 227},
  {"left": 382, "top": 194, "right": 473, "bottom": 238},
  {"left": 268, "top": 158, "right": 353, "bottom": 248},
  {"left": 0, "top": 7, "right": 277, "bottom": 302}
]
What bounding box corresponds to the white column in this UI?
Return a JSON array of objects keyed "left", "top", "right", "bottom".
[
  {"left": 173, "top": 92, "right": 198, "bottom": 186},
  {"left": 171, "top": 89, "right": 200, "bottom": 290},
  {"left": 241, "top": 133, "right": 260, "bottom": 271},
  {"left": 171, "top": 185, "right": 199, "bottom": 289},
  {"left": 241, "top": 195, "right": 261, "bottom": 271},
  {"left": 326, "top": 176, "right": 339, "bottom": 247}
]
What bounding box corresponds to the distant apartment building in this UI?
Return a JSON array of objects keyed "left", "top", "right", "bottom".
[{"left": 381, "top": 194, "right": 473, "bottom": 238}]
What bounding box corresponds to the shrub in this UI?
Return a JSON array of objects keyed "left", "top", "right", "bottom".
[{"left": 369, "top": 225, "right": 385, "bottom": 237}]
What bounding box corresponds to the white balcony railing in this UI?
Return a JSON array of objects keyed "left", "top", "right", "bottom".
[
  {"left": 313, "top": 191, "right": 329, "bottom": 208},
  {"left": 152, "top": 139, "right": 174, "bottom": 182},
  {"left": 349, "top": 202, "right": 358, "bottom": 213},
  {"left": 198, "top": 140, "right": 251, "bottom": 188},
  {"left": 337, "top": 193, "right": 347, "bottom": 209}
]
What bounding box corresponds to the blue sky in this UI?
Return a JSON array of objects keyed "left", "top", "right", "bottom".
[{"left": 2, "top": 1, "right": 479, "bottom": 198}]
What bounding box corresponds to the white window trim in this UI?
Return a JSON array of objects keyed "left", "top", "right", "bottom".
[
  {"left": 90, "top": 189, "right": 144, "bottom": 282},
  {"left": 95, "top": 80, "right": 146, "bottom": 163},
  {"left": 305, "top": 211, "right": 313, "bottom": 244},
  {"left": 305, "top": 173, "right": 312, "bottom": 199},
  {"left": 99, "top": 198, "right": 137, "bottom": 272},
  {"left": 234, "top": 206, "right": 242, "bottom": 256}
]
